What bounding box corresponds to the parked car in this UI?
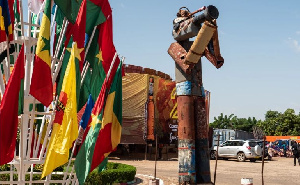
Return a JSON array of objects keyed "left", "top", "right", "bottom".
[{"left": 210, "top": 139, "right": 262, "bottom": 162}]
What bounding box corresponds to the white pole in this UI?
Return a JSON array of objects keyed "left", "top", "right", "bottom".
[
  {"left": 80, "top": 62, "right": 89, "bottom": 86},
  {"left": 51, "top": 18, "right": 68, "bottom": 74},
  {"left": 52, "top": 47, "right": 65, "bottom": 84},
  {"left": 84, "top": 26, "right": 97, "bottom": 60},
  {"left": 5, "top": 39, "right": 11, "bottom": 79},
  {"left": 79, "top": 25, "right": 97, "bottom": 87},
  {"left": 0, "top": 63, "right": 5, "bottom": 95}
]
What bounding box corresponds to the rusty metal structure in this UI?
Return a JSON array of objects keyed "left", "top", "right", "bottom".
[{"left": 168, "top": 5, "right": 224, "bottom": 184}]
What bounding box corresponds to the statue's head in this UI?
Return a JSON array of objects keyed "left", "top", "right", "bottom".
[{"left": 177, "top": 7, "right": 190, "bottom": 17}]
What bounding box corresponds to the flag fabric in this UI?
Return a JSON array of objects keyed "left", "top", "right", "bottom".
[
  {"left": 75, "top": 61, "right": 122, "bottom": 185},
  {"left": 41, "top": 43, "right": 79, "bottom": 178},
  {"left": 53, "top": 0, "right": 106, "bottom": 35},
  {"left": 28, "top": 0, "right": 44, "bottom": 14},
  {"left": 0, "top": 0, "right": 13, "bottom": 42},
  {"left": 55, "top": 0, "right": 86, "bottom": 110},
  {"left": 79, "top": 94, "right": 94, "bottom": 129},
  {"left": 29, "top": 0, "right": 52, "bottom": 107},
  {"left": 0, "top": 44, "right": 24, "bottom": 165},
  {"left": 72, "top": 0, "right": 86, "bottom": 71},
  {"left": 13, "top": 0, "right": 21, "bottom": 37}
]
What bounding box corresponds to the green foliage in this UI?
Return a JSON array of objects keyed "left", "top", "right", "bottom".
[
  {"left": 85, "top": 162, "right": 136, "bottom": 185},
  {"left": 210, "top": 113, "right": 257, "bottom": 132},
  {"left": 0, "top": 162, "right": 136, "bottom": 185},
  {"left": 211, "top": 109, "right": 300, "bottom": 136},
  {"left": 257, "top": 109, "right": 300, "bottom": 136}
]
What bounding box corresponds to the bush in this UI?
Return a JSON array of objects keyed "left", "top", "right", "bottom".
[
  {"left": 0, "top": 162, "right": 136, "bottom": 185},
  {"left": 85, "top": 162, "right": 136, "bottom": 185}
]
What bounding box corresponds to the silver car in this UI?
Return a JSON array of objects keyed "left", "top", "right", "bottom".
[{"left": 210, "top": 139, "right": 262, "bottom": 162}]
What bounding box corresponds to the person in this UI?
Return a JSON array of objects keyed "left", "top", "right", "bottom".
[
  {"left": 282, "top": 142, "right": 287, "bottom": 157},
  {"left": 298, "top": 143, "right": 300, "bottom": 166},
  {"left": 291, "top": 141, "right": 299, "bottom": 166}
]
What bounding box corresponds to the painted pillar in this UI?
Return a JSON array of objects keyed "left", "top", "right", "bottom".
[
  {"left": 169, "top": 40, "right": 211, "bottom": 184},
  {"left": 177, "top": 96, "right": 196, "bottom": 183},
  {"left": 194, "top": 96, "right": 211, "bottom": 183},
  {"left": 147, "top": 77, "right": 155, "bottom": 141}
]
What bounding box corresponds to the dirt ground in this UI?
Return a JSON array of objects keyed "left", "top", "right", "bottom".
[{"left": 109, "top": 154, "right": 300, "bottom": 185}]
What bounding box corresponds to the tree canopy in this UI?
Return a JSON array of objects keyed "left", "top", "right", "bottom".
[{"left": 210, "top": 109, "right": 300, "bottom": 136}]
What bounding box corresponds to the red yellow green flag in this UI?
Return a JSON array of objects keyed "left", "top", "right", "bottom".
[
  {"left": 30, "top": 0, "right": 53, "bottom": 107},
  {"left": 41, "top": 43, "right": 79, "bottom": 178}
]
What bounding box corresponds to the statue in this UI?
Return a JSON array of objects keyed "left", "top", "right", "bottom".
[{"left": 167, "top": 5, "right": 224, "bottom": 184}]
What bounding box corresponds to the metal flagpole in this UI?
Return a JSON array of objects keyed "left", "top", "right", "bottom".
[
  {"left": 5, "top": 39, "right": 11, "bottom": 80},
  {"left": 80, "top": 25, "right": 98, "bottom": 86},
  {"left": 0, "top": 57, "right": 5, "bottom": 94},
  {"left": 51, "top": 18, "right": 68, "bottom": 74}
]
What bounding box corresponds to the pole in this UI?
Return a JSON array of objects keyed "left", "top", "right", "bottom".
[
  {"left": 51, "top": 18, "right": 68, "bottom": 74},
  {"left": 145, "top": 143, "right": 147, "bottom": 160},
  {"left": 154, "top": 133, "right": 158, "bottom": 179},
  {"left": 213, "top": 133, "right": 220, "bottom": 185},
  {"left": 262, "top": 136, "right": 265, "bottom": 185}
]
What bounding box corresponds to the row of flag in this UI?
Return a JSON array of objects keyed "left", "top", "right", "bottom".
[{"left": 0, "top": 0, "right": 123, "bottom": 184}]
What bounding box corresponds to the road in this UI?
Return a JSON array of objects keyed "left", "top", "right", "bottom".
[{"left": 109, "top": 156, "right": 300, "bottom": 185}]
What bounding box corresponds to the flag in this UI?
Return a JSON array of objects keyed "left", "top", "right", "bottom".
[
  {"left": 84, "top": 13, "right": 122, "bottom": 103},
  {"left": 53, "top": 0, "right": 107, "bottom": 35},
  {"left": 13, "top": 0, "right": 21, "bottom": 37},
  {"left": 0, "top": 0, "right": 13, "bottom": 42},
  {"left": 41, "top": 43, "right": 79, "bottom": 178},
  {"left": 0, "top": 44, "right": 24, "bottom": 165},
  {"left": 72, "top": 0, "right": 86, "bottom": 71},
  {"left": 30, "top": 0, "right": 52, "bottom": 107},
  {"left": 79, "top": 94, "right": 94, "bottom": 129},
  {"left": 28, "top": 0, "right": 44, "bottom": 14},
  {"left": 55, "top": 0, "right": 86, "bottom": 110},
  {"left": 75, "top": 61, "right": 122, "bottom": 184}
]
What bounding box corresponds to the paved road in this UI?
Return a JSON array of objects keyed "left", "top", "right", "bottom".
[{"left": 109, "top": 156, "right": 300, "bottom": 185}]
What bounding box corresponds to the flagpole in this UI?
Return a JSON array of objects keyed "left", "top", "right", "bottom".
[
  {"left": 84, "top": 26, "right": 97, "bottom": 60},
  {"left": 0, "top": 61, "right": 5, "bottom": 95},
  {"left": 5, "top": 40, "right": 11, "bottom": 80},
  {"left": 106, "top": 52, "right": 118, "bottom": 81},
  {"left": 52, "top": 47, "right": 66, "bottom": 84},
  {"left": 51, "top": 18, "right": 68, "bottom": 75},
  {"left": 79, "top": 25, "right": 97, "bottom": 87}
]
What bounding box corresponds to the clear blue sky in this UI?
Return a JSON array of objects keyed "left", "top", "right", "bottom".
[{"left": 109, "top": 0, "right": 300, "bottom": 122}]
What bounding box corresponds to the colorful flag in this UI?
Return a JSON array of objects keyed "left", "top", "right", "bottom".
[
  {"left": 41, "top": 43, "right": 79, "bottom": 178},
  {"left": 53, "top": 0, "right": 107, "bottom": 35},
  {"left": 28, "top": 0, "right": 44, "bottom": 14},
  {"left": 79, "top": 94, "right": 94, "bottom": 129},
  {"left": 0, "top": 0, "right": 13, "bottom": 42},
  {"left": 72, "top": 0, "right": 86, "bottom": 71},
  {"left": 0, "top": 44, "right": 24, "bottom": 165},
  {"left": 55, "top": 0, "right": 86, "bottom": 110},
  {"left": 75, "top": 60, "right": 122, "bottom": 185},
  {"left": 29, "top": 0, "right": 52, "bottom": 107}
]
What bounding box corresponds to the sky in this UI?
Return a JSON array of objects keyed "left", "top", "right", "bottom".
[{"left": 109, "top": 0, "right": 300, "bottom": 122}]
